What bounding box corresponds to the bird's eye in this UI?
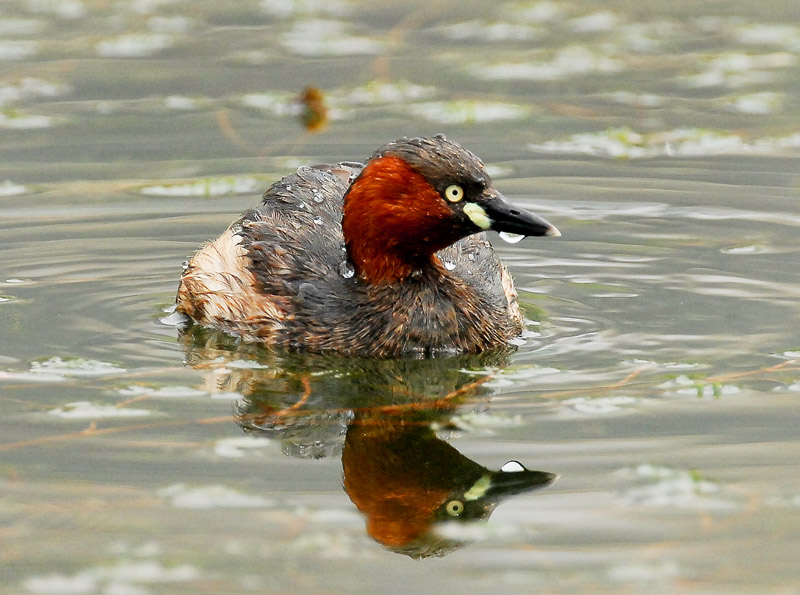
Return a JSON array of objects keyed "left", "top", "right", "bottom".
[
  {"left": 446, "top": 500, "right": 464, "bottom": 516},
  {"left": 444, "top": 184, "right": 464, "bottom": 203}
]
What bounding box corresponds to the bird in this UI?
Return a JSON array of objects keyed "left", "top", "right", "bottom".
[
  {"left": 342, "top": 414, "right": 557, "bottom": 558},
  {"left": 176, "top": 134, "right": 559, "bottom": 358}
]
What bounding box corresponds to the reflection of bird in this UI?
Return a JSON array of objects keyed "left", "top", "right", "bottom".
[
  {"left": 343, "top": 417, "right": 557, "bottom": 559},
  {"left": 225, "top": 352, "right": 507, "bottom": 458},
  {"left": 176, "top": 135, "right": 559, "bottom": 357},
  {"left": 178, "top": 340, "right": 557, "bottom": 558}
]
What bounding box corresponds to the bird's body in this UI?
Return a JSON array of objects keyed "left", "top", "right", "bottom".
[{"left": 176, "top": 136, "right": 559, "bottom": 358}]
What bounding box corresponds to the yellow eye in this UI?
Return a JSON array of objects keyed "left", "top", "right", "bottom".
[
  {"left": 446, "top": 500, "right": 464, "bottom": 516},
  {"left": 444, "top": 184, "right": 464, "bottom": 203}
]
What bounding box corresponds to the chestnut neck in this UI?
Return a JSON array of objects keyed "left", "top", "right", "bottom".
[{"left": 342, "top": 155, "right": 459, "bottom": 284}]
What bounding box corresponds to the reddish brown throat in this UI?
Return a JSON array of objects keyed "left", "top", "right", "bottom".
[{"left": 342, "top": 155, "right": 463, "bottom": 284}]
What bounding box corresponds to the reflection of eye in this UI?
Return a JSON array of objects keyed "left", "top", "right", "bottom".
[
  {"left": 444, "top": 184, "right": 464, "bottom": 203},
  {"left": 446, "top": 500, "right": 464, "bottom": 516}
]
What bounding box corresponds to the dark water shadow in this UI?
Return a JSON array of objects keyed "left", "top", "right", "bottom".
[{"left": 180, "top": 327, "right": 557, "bottom": 558}]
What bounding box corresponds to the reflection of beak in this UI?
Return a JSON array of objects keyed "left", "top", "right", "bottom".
[
  {"left": 481, "top": 191, "right": 560, "bottom": 237},
  {"left": 485, "top": 464, "right": 558, "bottom": 499}
]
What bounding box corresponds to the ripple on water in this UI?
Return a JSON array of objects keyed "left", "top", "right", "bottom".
[{"left": 720, "top": 244, "right": 770, "bottom": 255}]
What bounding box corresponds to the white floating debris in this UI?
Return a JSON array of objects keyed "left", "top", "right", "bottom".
[
  {"left": 140, "top": 176, "right": 261, "bottom": 197},
  {"left": 724, "top": 92, "right": 783, "bottom": 115},
  {"left": 96, "top": 34, "right": 175, "bottom": 58},
  {"left": 733, "top": 24, "right": 800, "bottom": 49},
  {"left": 680, "top": 52, "right": 796, "bottom": 89},
  {"left": 563, "top": 395, "right": 637, "bottom": 414},
  {"left": 157, "top": 484, "right": 274, "bottom": 509},
  {"left": 617, "top": 464, "right": 736, "bottom": 511},
  {"left": 23, "top": 561, "right": 201, "bottom": 595},
  {"left": 0, "top": 40, "right": 39, "bottom": 60},
  {"left": 0, "top": 78, "right": 71, "bottom": 107},
  {"left": 0, "top": 111, "right": 56, "bottom": 129},
  {"left": 568, "top": 11, "right": 619, "bottom": 33},
  {"left": 605, "top": 91, "right": 665, "bottom": 108},
  {"left": 607, "top": 560, "right": 682, "bottom": 585},
  {"left": 438, "top": 20, "right": 542, "bottom": 42},
  {"left": 0, "top": 180, "right": 27, "bottom": 196},
  {"left": 528, "top": 127, "right": 769, "bottom": 159},
  {"left": 49, "top": 401, "right": 151, "bottom": 419},
  {"left": 340, "top": 80, "right": 436, "bottom": 105},
  {"left": 30, "top": 357, "right": 126, "bottom": 377},
  {"left": 240, "top": 92, "right": 300, "bottom": 116},
  {"left": 24, "top": 0, "right": 87, "bottom": 19},
  {"left": 259, "top": 0, "right": 351, "bottom": 19},
  {"left": 148, "top": 386, "right": 208, "bottom": 399},
  {"left": 280, "top": 19, "right": 384, "bottom": 57},
  {"left": 409, "top": 100, "right": 529, "bottom": 124},
  {"left": 117, "top": 386, "right": 154, "bottom": 397},
  {"left": 469, "top": 46, "right": 624, "bottom": 81},
  {"left": 444, "top": 411, "right": 524, "bottom": 432},
  {"left": 0, "top": 19, "right": 45, "bottom": 36},
  {"left": 502, "top": 1, "right": 565, "bottom": 24},
  {"left": 23, "top": 572, "right": 97, "bottom": 595},
  {"left": 164, "top": 95, "right": 200, "bottom": 111},
  {"left": 213, "top": 436, "right": 272, "bottom": 458}
]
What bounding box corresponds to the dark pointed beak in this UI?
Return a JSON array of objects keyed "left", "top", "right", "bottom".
[
  {"left": 482, "top": 191, "right": 560, "bottom": 237},
  {"left": 485, "top": 463, "right": 558, "bottom": 500}
]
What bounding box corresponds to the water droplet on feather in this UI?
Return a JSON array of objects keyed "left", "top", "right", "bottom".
[{"left": 338, "top": 260, "right": 355, "bottom": 279}]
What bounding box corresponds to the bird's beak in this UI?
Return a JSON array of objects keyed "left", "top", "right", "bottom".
[
  {"left": 475, "top": 191, "right": 560, "bottom": 237},
  {"left": 484, "top": 462, "right": 558, "bottom": 499}
]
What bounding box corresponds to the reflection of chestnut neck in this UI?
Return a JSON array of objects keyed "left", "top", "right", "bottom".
[
  {"left": 341, "top": 156, "right": 461, "bottom": 284},
  {"left": 342, "top": 421, "right": 483, "bottom": 549}
]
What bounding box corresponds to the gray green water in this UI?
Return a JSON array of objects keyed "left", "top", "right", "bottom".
[{"left": 2, "top": 1, "right": 800, "bottom": 593}]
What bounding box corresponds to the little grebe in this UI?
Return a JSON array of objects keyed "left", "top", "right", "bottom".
[{"left": 176, "top": 135, "right": 559, "bottom": 357}]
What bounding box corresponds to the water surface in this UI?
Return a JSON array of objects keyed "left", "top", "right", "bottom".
[{"left": 2, "top": 1, "right": 800, "bottom": 593}]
